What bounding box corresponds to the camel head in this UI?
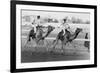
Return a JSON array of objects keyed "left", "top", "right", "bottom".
[
  {"left": 75, "top": 28, "right": 83, "bottom": 34},
  {"left": 47, "top": 25, "right": 55, "bottom": 32}
]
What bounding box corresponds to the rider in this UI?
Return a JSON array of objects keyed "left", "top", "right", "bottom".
[
  {"left": 60, "top": 17, "right": 71, "bottom": 35},
  {"left": 31, "top": 15, "right": 41, "bottom": 33}
]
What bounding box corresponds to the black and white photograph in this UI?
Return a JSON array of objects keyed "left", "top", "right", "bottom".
[
  {"left": 11, "top": 1, "right": 97, "bottom": 72},
  {"left": 21, "top": 9, "right": 90, "bottom": 63}
]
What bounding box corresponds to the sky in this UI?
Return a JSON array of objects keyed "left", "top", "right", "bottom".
[{"left": 22, "top": 9, "right": 90, "bottom": 21}]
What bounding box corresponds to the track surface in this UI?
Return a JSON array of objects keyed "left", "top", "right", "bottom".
[{"left": 21, "top": 42, "right": 90, "bottom": 63}]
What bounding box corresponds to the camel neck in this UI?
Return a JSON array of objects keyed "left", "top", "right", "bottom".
[
  {"left": 73, "top": 31, "right": 80, "bottom": 39},
  {"left": 43, "top": 30, "right": 52, "bottom": 38}
]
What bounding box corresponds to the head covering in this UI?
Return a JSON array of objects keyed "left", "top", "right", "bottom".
[
  {"left": 63, "top": 19, "right": 67, "bottom": 23},
  {"left": 37, "top": 15, "right": 40, "bottom": 19},
  {"left": 63, "top": 16, "right": 68, "bottom": 23}
]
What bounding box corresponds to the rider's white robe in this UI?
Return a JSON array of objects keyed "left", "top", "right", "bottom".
[
  {"left": 59, "top": 22, "right": 71, "bottom": 35},
  {"left": 31, "top": 19, "right": 41, "bottom": 33}
]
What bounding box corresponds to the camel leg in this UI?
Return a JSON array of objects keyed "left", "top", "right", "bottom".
[
  {"left": 41, "top": 39, "right": 44, "bottom": 45},
  {"left": 35, "top": 39, "right": 39, "bottom": 46},
  {"left": 26, "top": 37, "right": 34, "bottom": 50},
  {"left": 43, "top": 39, "right": 49, "bottom": 46},
  {"left": 69, "top": 42, "right": 78, "bottom": 55},
  {"left": 61, "top": 42, "right": 63, "bottom": 53},
  {"left": 32, "top": 38, "right": 36, "bottom": 47},
  {"left": 52, "top": 40, "right": 56, "bottom": 44},
  {"left": 69, "top": 41, "right": 77, "bottom": 48},
  {"left": 67, "top": 42, "right": 71, "bottom": 47},
  {"left": 32, "top": 38, "right": 38, "bottom": 52},
  {"left": 61, "top": 41, "right": 65, "bottom": 55},
  {"left": 24, "top": 35, "right": 31, "bottom": 47},
  {"left": 41, "top": 39, "right": 49, "bottom": 52},
  {"left": 51, "top": 39, "right": 59, "bottom": 53},
  {"left": 44, "top": 40, "right": 50, "bottom": 52},
  {"left": 52, "top": 39, "right": 58, "bottom": 49},
  {"left": 72, "top": 40, "right": 82, "bottom": 48},
  {"left": 88, "top": 46, "right": 90, "bottom": 53}
]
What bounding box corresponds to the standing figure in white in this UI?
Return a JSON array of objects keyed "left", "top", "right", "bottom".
[
  {"left": 31, "top": 15, "right": 41, "bottom": 33},
  {"left": 60, "top": 17, "right": 71, "bottom": 35}
]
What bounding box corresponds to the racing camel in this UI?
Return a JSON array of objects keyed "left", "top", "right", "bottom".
[
  {"left": 52, "top": 28, "right": 82, "bottom": 53},
  {"left": 26, "top": 25, "right": 55, "bottom": 46}
]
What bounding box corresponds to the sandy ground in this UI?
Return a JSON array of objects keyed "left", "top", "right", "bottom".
[
  {"left": 21, "top": 40, "right": 90, "bottom": 63},
  {"left": 21, "top": 50, "right": 89, "bottom": 63}
]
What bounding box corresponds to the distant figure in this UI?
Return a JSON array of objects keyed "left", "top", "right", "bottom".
[
  {"left": 31, "top": 15, "right": 41, "bottom": 33},
  {"left": 84, "top": 33, "right": 90, "bottom": 52},
  {"left": 59, "top": 17, "right": 71, "bottom": 35}
]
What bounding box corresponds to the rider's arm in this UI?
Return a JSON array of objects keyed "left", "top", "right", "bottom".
[
  {"left": 65, "top": 23, "right": 70, "bottom": 29},
  {"left": 58, "top": 23, "right": 63, "bottom": 28}
]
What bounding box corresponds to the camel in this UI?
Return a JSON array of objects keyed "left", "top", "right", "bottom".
[
  {"left": 26, "top": 25, "right": 55, "bottom": 46},
  {"left": 52, "top": 28, "right": 82, "bottom": 53}
]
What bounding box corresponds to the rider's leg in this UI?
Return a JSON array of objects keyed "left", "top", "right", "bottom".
[
  {"left": 62, "top": 28, "right": 65, "bottom": 35},
  {"left": 34, "top": 26, "right": 37, "bottom": 33},
  {"left": 67, "top": 28, "right": 73, "bottom": 34}
]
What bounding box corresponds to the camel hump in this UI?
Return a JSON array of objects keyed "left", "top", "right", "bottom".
[{"left": 59, "top": 30, "right": 64, "bottom": 34}]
